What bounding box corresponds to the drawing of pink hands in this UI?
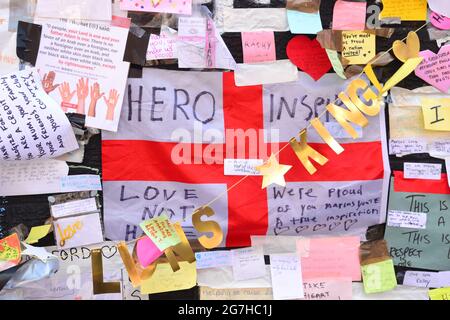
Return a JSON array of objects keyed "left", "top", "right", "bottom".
[
  {"left": 42, "top": 71, "right": 60, "bottom": 94},
  {"left": 88, "top": 83, "right": 104, "bottom": 118},
  {"left": 104, "top": 89, "right": 120, "bottom": 121},
  {"left": 76, "top": 78, "right": 89, "bottom": 114},
  {"left": 58, "top": 82, "right": 76, "bottom": 112}
]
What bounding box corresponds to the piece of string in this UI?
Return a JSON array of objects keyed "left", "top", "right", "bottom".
[{"left": 120, "top": 22, "right": 430, "bottom": 247}]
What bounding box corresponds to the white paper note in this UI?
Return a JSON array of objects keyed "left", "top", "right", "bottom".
[
  {"left": 223, "top": 8, "right": 289, "bottom": 32},
  {"left": 177, "top": 17, "right": 207, "bottom": 69},
  {"left": 51, "top": 198, "right": 98, "bottom": 219},
  {"left": 232, "top": 247, "right": 266, "bottom": 281},
  {"left": 0, "top": 69, "right": 79, "bottom": 161},
  {"left": 195, "top": 251, "right": 232, "bottom": 269},
  {"left": 234, "top": 60, "right": 299, "bottom": 87},
  {"left": 0, "top": 160, "right": 68, "bottom": 196},
  {"left": 403, "top": 271, "right": 439, "bottom": 288},
  {"left": 387, "top": 210, "right": 427, "bottom": 229},
  {"left": 35, "top": 0, "right": 112, "bottom": 21},
  {"left": 224, "top": 159, "right": 263, "bottom": 176},
  {"left": 389, "top": 138, "right": 428, "bottom": 155},
  {"left": 404, "top": 162, "right": 442, "bottom": 180},
  {"left": 54, "top": 213, "right": 104, "bottom": 249},
  {"left": 147, "top": 27, "right": 178, "bottom": 61},
  {"left": 60, "top": 175, "right": 102, "bottom": 192},
  {"left": 270, "top": 254, "right": 304, "bottom": 300}
]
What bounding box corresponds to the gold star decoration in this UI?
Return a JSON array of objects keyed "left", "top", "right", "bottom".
[{"left": 255, "top": 154, "right": 292, "bottom": 189}]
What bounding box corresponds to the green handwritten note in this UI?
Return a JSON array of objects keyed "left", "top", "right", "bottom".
[
  {"left": 385, "top": 180, "right": 450, "bottom": 271},
  {"left": 429, "top": 287, "right": 450, "bottom": 300},
  {"left": 361, "top": 259, "right": 397, "bottom": 294},
  {"left": 139, "top": 215, "right": 181, "bottom": 251}
]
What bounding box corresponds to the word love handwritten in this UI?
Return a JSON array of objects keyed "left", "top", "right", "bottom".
[{"left": 57, "top": 221, "right": 83, "bottom": 247}]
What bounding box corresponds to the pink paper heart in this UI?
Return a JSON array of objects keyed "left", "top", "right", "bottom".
[
  {"left": 430, "top": 11, "right": 450, "bottom": 30},
  {"left": 136, "top": 236, "right": 163, "bottom": 267},
  {"left": 415, "top": 46, "right": 450, "bottom": 93}
]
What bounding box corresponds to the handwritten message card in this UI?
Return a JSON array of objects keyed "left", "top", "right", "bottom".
[
  {"left": 195, "top": 250, "right": 232, "bottom": 269},
  {"left": 415, "top": 47, "right": 450, "bottom": 93},
  {"left": 147, "top": 29, "right": 178, "bottom": 61},
  {"left": 241, "top": 31, "right": 276, "bottom": 64},
  {"left": 385, "top": 180, "right": 450, "bottom": 270},
  {"left": 404, "top": 162, "right": 443, "bottom": 180},
  {"left": 380, "top": 0, "right": 427, "bottom": 21},
  {"left": 270, "top": 254, "right": 304, "bottom": 300},
  {"left": 301, "top": 278, "right": 353, "bottom": 300},
  {"left": 224, "top": 159, "right": 264, "bottom": 176},
  {"left": 403, "top": 271, "right": 439, "bottom": 288},
  {"left": 139, "top": 215, "right": 181, "bottom": 251},
  {"left": 298, "top": 236, "right": 361, "bottom": 281},
  {"left": 361, "top": 259, "right": 397, "bottom": 294},
  {"left": 421, "top": 98, "right": 450, "bottom": 131},
  {"left": 387, "top": 210, "right": 427, "bottom": 229},
  {"left": 120, "top": 0, "right": 192, "bottom": 15},
  {"left": 54, "top": 213, "right": 104, "bottom": 249},
  {"left": 232, "top": 246, "right": 266, "bottom": 281},
  {"left": 342, "top": 31, "right": 375, "bottom": 65},
  {"left": 35, "top": 18, "right": 130, "bottom": 131},
  {"left": 0, "top": 69, "right": 78, "bottom": 161}
]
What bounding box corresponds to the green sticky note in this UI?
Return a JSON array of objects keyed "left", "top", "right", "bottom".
[
  {"left": 325, "top": 49, "right": 346, "bottom": 79},
  {"left": 139, "top": 215, "right": 181, "bottom": 251},
  {"left": 384, "top": 180, "right": 450, "bottom": 271},
  {"left": 25, "top": 225, "right": 52, "bottom": 244},
  {"left": 429, "top": 287, "right": 450, "bottom": 300},
  {"left": 361, "top": 259, "right": 397, "bottom": 294}
]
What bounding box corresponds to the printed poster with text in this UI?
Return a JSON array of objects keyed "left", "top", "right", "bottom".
[
  {"left": 102, "top": 70, "right": 390, "bottom": 247},
  {"left": 34, "top": 17, "right": 130, "bottom": 132}
]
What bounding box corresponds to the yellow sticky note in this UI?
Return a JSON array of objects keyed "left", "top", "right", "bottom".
[
  {"left": 429, "top": 287, "right": 450, "bottom": 300},
  {"left": 380, "top": 0, "right": 427, "bottom": 21},
  {"left": 361, "top": 259, "right": 397, "bottom": 294},
  {"left": 341, "top": 31, "right": 375, "bottom": 65},
  {"left": 140, "top": 261, "right": 197, "bottom": 294},
  {"left": 25, "top": 225, "right": 52, "bottom": 244},
  {"left": 421, "top": 98, "right": 450, "bottom": 131}
]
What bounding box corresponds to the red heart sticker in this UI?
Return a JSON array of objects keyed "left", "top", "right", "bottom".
[{"left": 286, "top": 35, "right": 332, "bottom": 81}]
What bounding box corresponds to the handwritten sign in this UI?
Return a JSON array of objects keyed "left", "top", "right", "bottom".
[
  {"left": 0, "top": 69, "right": 78, "bottom": 161},
  {"left": 120, "top": 0, "right": 192, "bottom": 15},
  {"left": 298, "top": 236, "right": 361, "bottom": 281},
  {"left": 421, "top": 98, "right": 450, "bottom": 131},
  {"left": 380, "top": 0, "right": 427, "bottom": 21},
  {"left": 385, "top": 180, "right": 450, "bottom": 270},
  {"left": 415, "top": 47, "right": 450, "bottom": 93},
  {"left": 147, "top": 30, "right": 178, "bottom": 61},
  {"left": 195, "top": 250, "right": 232, "bottom": 269},
  {"left": 404, "top": 162, "right": 443, "bottom": 180},
  {"left": 387, "top": 210, "right": 427, "bottom": 229},
  {"left": 224, "top": 159, "right": 263, "bottom": 176},
  {"left": 139, "top": 215, "right": 181, "bottom": 251},
  {"left": 342, "top": 31, "right": 375, "bottom": 65},
  {"left": 241, "top": 31, "right": 276, "bottom": 64},
  {"left": 429, "top": 287, "right": 450, "bottom": 300},
  {"left": 232, "top": 246, "right": 266, "bottom": 281},
  {"left": 332, "top": 0, "right": 367, "bottom": 30},
  {"left": 269, "top": 254, "right": 304, "bottom": 300},
  {"left": 301, "top": 278, "right": 353, "bottom": 300},
  {"left": 361, "top": 259, "right": 397, "bottom": 294}
]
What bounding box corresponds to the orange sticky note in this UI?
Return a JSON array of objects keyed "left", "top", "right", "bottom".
[
  {"left": 332, "top": 0, "right": 367, "bottom": 31},
  {"left": 0, "top": 233, "right": 21, "bottom": 272},
  {"left": 298, "top": 236, "right": 361, "bottom": 281}
]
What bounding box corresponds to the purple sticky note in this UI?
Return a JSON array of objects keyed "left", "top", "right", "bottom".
[
  {"left": 415, "top": 46, "right": 450, "bottom": 93},
  {"left": 136, "top": 236, "right": 163, "bottom": 267}
]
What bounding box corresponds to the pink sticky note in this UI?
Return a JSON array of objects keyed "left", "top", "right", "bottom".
[
  {"left": 120, "top": 0, "right": 192, "bottom": 15},
  {"left": 415, "top": 46, "right": 450, "bottom": 93},
  {"left": 241, "top": 31, "right": 276, "bottom": 64},
  {"left": 136, "top": 236, "right": 163, "bottom": 267},
  {"left": 332, "top": 0, "right": 367, "bottom": 31},
  {"left": 430, "top": 11, "right": 450, "bottom": 30},
  {"left": 298, "top": 236, "right": 361, "bottom": 281}
]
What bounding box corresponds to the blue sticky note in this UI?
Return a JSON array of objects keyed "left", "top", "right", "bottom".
[{"left": 287, "top": 10, "right": 323, "bottom": 34}]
